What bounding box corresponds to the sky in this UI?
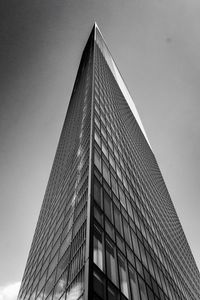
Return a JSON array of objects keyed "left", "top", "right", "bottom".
[{"left": 0, "top": 0, "right": 200, "bottom": 299}]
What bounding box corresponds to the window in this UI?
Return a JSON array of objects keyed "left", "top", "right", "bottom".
[
  {"left": 129, "top": 265, "right": 140, "bottom": 300},
  {"left": 118, "top": 253, "right": 129, "bottom": 298},
  {"left": 111, "top": 175, "right": 118, "bottom": 197},
  {"left": 94, "top": 130, "right": 101, "bottom": 147},
  {"left": 94, "top": 150, "right": 101, "bottom": 172},
  {"left": 123, "top": 175, "right": 128, "bottom": 191},
  {"left": 105, "top": 238, "right": 117, "bottom": 285},
  {"left": 102, "top": 141, "right": 108, "bottom": 159},
  {"left": 116, "top": 165, "right": 122, "bottom": 180},
  {"left": 131, "top": 230, "right": 140, "bottom": 259},
  {"left": 138, "top": 241, "right": 148, "bottom": 269},
  {"left": 119, "top": 187, "right": 126, "bottom": 208},
  {"left": 109, "top": 153, "right": 115, "bottom": 170},
  {"left": 114, "top": 206, "right": 123, "bottom": 236},
  {"left": 103, "top": 162, "right": 110, "bottom": 185},
  {"left": 105, "top": 219, "right": 114, "bottom": 240},
  {"left": 114, "top": 147, "right": 119, "bottom": 160},
  {"left": 123, "top": 219, "right": 131, "bottom": 247},
  {"left": 93, "top": 225, "right": 103, "bottom": 271},
  {"left": 94, "top": 116, "right": 100, "bottom": 129},
  {"left": 116, "top": 234, "right": 125, "bottom": 254},
  {"left": 108, "top": 138, "right": 113, "bottom": 151},
  {"left": 94, "top": 205, "right": 103, "bottom": 226},
  {"left": 94, "top": 177, "right": 102, "bottom": 208},
  {"left": 93, "top": 270, "right": 105, "bottom": 298},
  {"left": 101, "top": 127, "right": 107, "bottom": 140},
  {"left": 126, "top": 199, "right": 133, "bottom": 220},
  {"left": 138, "top": 276, "right": 148, "bottom": 300},
  {"left": 104, "top": 192, "right": 113, "bottom": 222},
  {"left": 107, "top": 283, "right": 119, "bottom": 300}
]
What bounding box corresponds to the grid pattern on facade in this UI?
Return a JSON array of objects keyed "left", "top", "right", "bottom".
[
  {"left": 18, "top": 29, "right": 95, "bottom": 300},
  {"left": 90, "top": 28, "right": 200, "bottom": 300}
]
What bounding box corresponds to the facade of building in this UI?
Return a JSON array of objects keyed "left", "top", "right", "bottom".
[{"left": 18, "top": 24, "right": 200, "bottom": 300}]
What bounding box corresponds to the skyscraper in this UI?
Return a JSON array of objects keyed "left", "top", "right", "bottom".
[{"left": 18, "top": 23, "right": 200, "bottom": 300}]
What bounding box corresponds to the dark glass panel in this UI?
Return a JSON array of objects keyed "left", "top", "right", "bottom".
[
  {"left": 118, "top": 253, "right": 129, "bottom": 299},
  {"left": 114, "top": 206, "right": 123, "bottom": 236},
  {"left": 138, "top": 276, "right": 148, "bottom": 300},
  {"left": 105, "top": 238, "right": 117, "bottom": 285},
  {"left": 104, "top": 192, "right": 113, "bottom": 222},
  {"left": 128, "top": 264, "right": 140, "bottom": 300},
  {"left": 94, "top": 177, "right": 102, "bottom": 208},
  {"left": 93, "top": 225, "right": 103, "bottom": 271},
  {"left": 93, "top": 270, "right": 105, "bottom": 299}
]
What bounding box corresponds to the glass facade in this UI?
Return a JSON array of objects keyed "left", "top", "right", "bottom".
[{"left": 18, "top": 24, "right": 200, "bottom": 300}]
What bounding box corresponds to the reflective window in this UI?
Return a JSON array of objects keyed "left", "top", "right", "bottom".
[
  {"left": 94, "top": 130, "right": 101, "bottom": 147},
  {"left": 93, "top": 270, "right": 105, "bottom": 298},
  {"left": 102, "top": 162, "right": 110, "bottom": 185},
  {"left": 118, "top": 253, "right": 129, "bottom": 298},
  {"left": 131, "top": 230, "right": 140, "bottom": 259},
  {"left": 94, "top": 177, "right": 102, "bottom": 208},
  {"left": 102, "top": 141, "right": 108, "bottom": 159},
  {"left": 93, "top": 225, "right": 103, "bottom": 271},
  {"left": 94, "top": 150, "right": 101, "bottom": 172},
  {"left": 114, "top": 206, "right": 123, "bottom": 236},
  {"left": 119, "top": 187, "right": 126, "bottom": 208},
  {"left": 111, "top": 175, "right": 118, "bottom": 197},
  {"left": 104, "top": 192, "right": 113, "bottom": 222},
  {"left": 129, "top": 265, "right": 140, "bottom": 300},
  {"left": 109, "top": 153, "right": 115, "bottom": 170},
  {"left": 105, "top": 219, "right": 114, "bottom": 240},
  {"left": 123, "top": 219, "right": 131, "bottom": 247},
  {"left": 105, "top": 238, "right": 117, "bottom": 285},
  {"left": 138, "top": 276, "right": 148, "bottom": 300},
  {"left": 94, "top": 116, "right": 100, "bottom": 129},
  {"left": 94, "top": 205, "right": 103, "bottom": 226},
  {"left": 107, "top": 283, "right": 119, "bottom": 300},
  {"left": 116, "top": 165, "right": 122, "bottom": 180}
]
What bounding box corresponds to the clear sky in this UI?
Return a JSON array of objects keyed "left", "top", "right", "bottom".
[{"left": 0, "top": 1, "right": 200, "bottom": 299}]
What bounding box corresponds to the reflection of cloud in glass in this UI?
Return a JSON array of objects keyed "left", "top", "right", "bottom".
[
  {"left": 66, "top": 282, "right": 82, "bottom": 300},
  {"left": 53, "top": 278, "right": 66, "bottom": 300}
]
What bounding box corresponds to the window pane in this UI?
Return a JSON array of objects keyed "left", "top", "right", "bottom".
[
  {"left": 94, "top": 150, "right": 101, "bottom": 172},
  {"left": 116, "top": 165, "right": 122, "bottom": 180},
  {"left": 111, "top": 175, "right": 118, "bottom": 197},
  {"left": 138, "top": 276, "right": 148, "bottom": 300},
  {"left": 105, "top": 239, "right": 117, "bottom": 285},
  {"left": 102, "top": 141, "right": 108, "bottom": 159},
  {"left": 103, "top": 162, "right": 110, "bottom": 185},
  {"left": 123, "top": 219, "right": 131, "bottom": 247},
  {"left": 105, "top": 219, "right": 114, "bottom": 240},
  {"left": 131, "top": 230, "right": 140, "bottom": 258},
  {"left": 126, "top": 199, "right": 133, "bottom": 220},
  {"left": 94, "top": 205, "right": 103, "bottom": 226},
  {"left": 114, "top": 206, "right": 123, "bottom": 236},
  {"left": 118, "top": 254, "right": 129, "bottom": 298},
  {"left": 129, "top": 265, "right": 140, "bottom": 300},
  {"left": 104, "top": 192, "right": 113, "bottom": 222},
  {"left": 116, "top": 234, "right": 125, "bottom": 254},
  {"left": 93, "top": 270, "right": 105, "bottom": 298},
  {"left": 119, "top": 187, "right": 126, "bottom": 208},
  {"left": 109, "top": 153, "right": 115, "bottom": 169},
  {"left": 94, "top": 130, "right": 101, "bottom": 147},
  {"left": 107, "top": 283, "right": 119, "bottom": 300},
  {"left": 93, "top": 226, "right": 103, "bottom": 270},
  {"left": 94, "top": 177, "right": 102, "bottom": 208},
  {"left": 94, "top": 116, "right": 100, "bottom": 129}
]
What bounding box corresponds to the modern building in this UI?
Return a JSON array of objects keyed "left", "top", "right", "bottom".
[{"left": 18, "top": 24, "right": 200, "bottom": 300}]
